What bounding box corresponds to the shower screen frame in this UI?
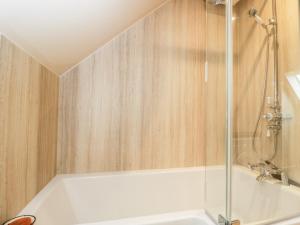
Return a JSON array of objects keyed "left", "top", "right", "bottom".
[
  {"left": 223, "top": 0, "right": 234, "bottom": 224},
  {"left": 204, "top": 0, "right": 234, "bottom": 223},
  {"left": 225, "top": 0, "right": 233, "bottom": 222}
]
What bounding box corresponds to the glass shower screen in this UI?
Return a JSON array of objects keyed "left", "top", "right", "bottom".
[{"left": 204, "top": 0, "right": 233, "bottom": 223}]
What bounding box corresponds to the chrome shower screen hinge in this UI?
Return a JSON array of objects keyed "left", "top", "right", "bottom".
[{"left": 218, "top": 215, "right": 240, "bottom": 225}]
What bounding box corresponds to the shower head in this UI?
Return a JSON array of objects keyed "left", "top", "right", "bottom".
[
  {"left": 248, "top": 8, "right": 258, "bottom": 17},
  {"left": 249, "top": 7, "right": 267, "bottom": 28}
]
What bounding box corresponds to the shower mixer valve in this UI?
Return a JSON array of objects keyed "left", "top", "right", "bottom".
[{"left": 263, "top": 109, "right": 282, "bottom": 136}]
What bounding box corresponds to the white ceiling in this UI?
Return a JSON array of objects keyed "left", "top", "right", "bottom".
[{"left": 0, "top": 0, "right": 167, "bottom": 74}]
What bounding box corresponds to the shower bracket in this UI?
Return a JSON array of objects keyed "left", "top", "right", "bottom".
[{"left": 218, "top": 215, "right": 240, "bottom": 225}]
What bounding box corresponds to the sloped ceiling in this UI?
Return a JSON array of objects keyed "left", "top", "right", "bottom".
[{"left": 0, "top": 0, "right": 167, "bottom": 74}]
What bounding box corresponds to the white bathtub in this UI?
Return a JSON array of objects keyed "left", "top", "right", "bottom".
[{"left": 19, "top": 166, "right": 300, "bottom": 225}]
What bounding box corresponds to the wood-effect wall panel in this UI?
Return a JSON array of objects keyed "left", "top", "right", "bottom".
[
  {"left": 234, "top": 0, "right": 277, "bottom": 165},
  {"left": 0, "top": 36, "right": 58, "bottom": 222},
  {"left": 205, "top": 3, "right": 227, "bottom": 165},
  {"left": 57, "top": 0, "right": 225, "bottom": 174},
  {"left": 234, "top": 0, "right": 300, "bottom": 183},
  {"left": 276, "top": 0, "right": 300, "bottom": 183}
]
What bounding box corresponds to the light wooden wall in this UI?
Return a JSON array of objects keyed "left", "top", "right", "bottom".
[
  {"left": 234, "top": 0, "right": 300, "bottom": 183},
  {"left": 277, "top": 0, "right": 300, "bottom": 184},
  {"left": 0, "top": 36, "right": 58, "bottom": 222},
  {"left": 57, "top": 0, "right": 227, "bottom": 174},
  {"left": 234, "top": 0, "right": 277, "bottom": 165},
  {"left": 205, "top": 3, "right": 227, "bottom": 165}
]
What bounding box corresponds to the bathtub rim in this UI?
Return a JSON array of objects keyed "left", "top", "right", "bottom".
[{"left": 19, "top": 165, "right": 300, "bottom": 225}]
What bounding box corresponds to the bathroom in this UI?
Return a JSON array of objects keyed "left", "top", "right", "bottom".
[{"left": 0, "top": 0, "right": 300, "bottom": 224}]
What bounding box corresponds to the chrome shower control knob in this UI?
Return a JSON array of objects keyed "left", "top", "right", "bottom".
[
  {"left": 263, "top": 112, "right": 274, "bottom": 121},
  {"left": 269, "top": 18, "right": 277, "bottom": 25}
]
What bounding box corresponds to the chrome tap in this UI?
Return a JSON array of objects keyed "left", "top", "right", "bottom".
[{"left": 248, "top": 161, "right": 289, "bottom": 185}]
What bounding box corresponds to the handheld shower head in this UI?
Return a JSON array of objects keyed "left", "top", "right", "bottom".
[
  {"left": 249, "top": 8, "right": 258, "bottom": 17},
  {"left": 249, "top": 7, "right": 267, "bottom": 28}
]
